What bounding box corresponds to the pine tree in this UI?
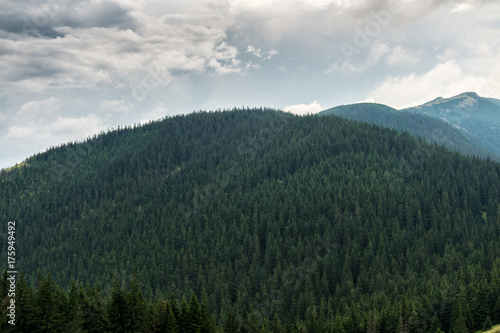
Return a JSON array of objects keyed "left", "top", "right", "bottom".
[
  {"left": 107, "top": 279, "right": 128, "bottom": 333},
  {"left": 34, "top": 273, "right": 66, "bottom": 332},
  {"left": 200, "top": 291, "right": 216, "bottom": 333},
  {"left": 224, "top": 310, "right": 239, "bottom": 333},
  {"left": 451, "top": 313, "right": 468, "bottom": 333},
  {"left": 83, "top": 285, "right": 109, "bottom": 333},
  {"left": 14, "top": 273, "right": 36, "bottom": 333},
  {"left": 483, "top": 316, "right": 493, "bottom": 331},
  {"left": 187, "top": 293, "right": 202, "bottom": 332},
  {"left": 126, "top": 273, "right": 147, "bottom": 332},
  {"left": 178, "top": 296, "right": 191, "bottom": 333},
  {"left": 67, "top": 281, "right": 85, "bottom": 331},
  {"left": 331, "top": 311, "right": 346, "bottom": 333},
  {"left": 151, "top": 300, "right": 178, "bottom": 333}
]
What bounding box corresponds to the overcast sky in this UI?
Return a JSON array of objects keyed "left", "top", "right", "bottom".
[{"left": 1, "top": 0, "right": 500, "bottom": 169}]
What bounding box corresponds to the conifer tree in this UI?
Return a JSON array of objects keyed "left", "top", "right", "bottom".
[
  {"left": 14, "top": 273, "right": 36, "bottom": 333},
  {"left": 224, "top": 310, "right": 239, "bottom": 333},
  {"left": 151, "top": 300, "right": 178, "bottom": 333},
  {"left": 34, "top": 273, "right": 66, "bottom": 332},
  {"left": 483, "top": 316, "right": 493, "bottom": 331},
  {"left": 83, "top": 285, "right": 109, "bottom": 333},
  {"left": 331, "top": 311, "right": 346, "bottom": 333},
  {"left": 107, "top": 279, "right": 128, "bottom": 332},
  {"left": 126, "top": 273, "right": 147, "bottom": 332},
  {"left": 200, "top": 291, "right": 216, "bottom": 333}
]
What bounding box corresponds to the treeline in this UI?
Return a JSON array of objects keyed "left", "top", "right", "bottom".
[
  {"left": 0, "top": 271, "right": 218, "bottom": 333},
  {"left": 1, "top": 109, "right": 500, "bottom": 332},
  {"left": 0, "top": 269, "right": 498, "bottom": 332}
]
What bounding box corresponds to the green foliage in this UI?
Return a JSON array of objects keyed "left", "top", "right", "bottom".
[
  {"left": 0, "top": 109, "right": 500, "bottom": 332},
  {"left": 107, "top": 279, "right": 128, "bottom": 332},
  {"left": 483, "top": 316, "right": 493, "bottom": 331},
  {"left": 224, "top": 310, "right": 239, "bottom": 333}
]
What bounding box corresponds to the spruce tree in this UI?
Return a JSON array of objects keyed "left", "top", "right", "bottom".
[
  {"left": 483, "top": 316, "right": 493, "bottom": 331},
  {"left": 224, "top": 310, "right": 239, "bottom": 333},
  {"left": 83, "top": 286, "right": 109, "bottom": 333},
  {"left": 107, "top": 279, "right": 128, "bottom": 333},
  {"left": 14, "top": 274, "right": 36, "bottom": 333},
  {"left": 126, "top": 273, "right": 146, "bottom": 332},
  {"left": 34, "top": 273, "right": 66, "bottom": 332}
]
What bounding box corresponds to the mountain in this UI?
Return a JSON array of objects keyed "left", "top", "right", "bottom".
[
  {"left": 1, "top": 109, "right": 500, "bottom": 332},
  {"left": 319, "top": 101, "right": 498, "bottom": 160},
  {"left": 403, "top": 92, "right": 500, "bottom": 156}
]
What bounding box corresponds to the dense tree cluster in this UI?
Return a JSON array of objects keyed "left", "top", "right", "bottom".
[
  {"left": 0, "top": 271, "right": 217, "bottom": 332},
  {"left": 1, "top": 109, "right": 499, "bottom": 332}
]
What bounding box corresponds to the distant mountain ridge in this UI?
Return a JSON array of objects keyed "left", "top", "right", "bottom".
[
  {"left": 319, "top": 92, "right": 500, "bottom": 160},
  {"left": 404, "top": 92, "right": 500, "bottom": 156}
]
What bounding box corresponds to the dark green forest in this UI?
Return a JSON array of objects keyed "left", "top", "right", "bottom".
[{"left": 1, "top": 109, "right": 500, "bottom": 332}]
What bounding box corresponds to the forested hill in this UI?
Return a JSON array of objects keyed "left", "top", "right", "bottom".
[
  {"left": 319, "top": 102, "right": 496, "bottom": 160},
  {"left": 403, "top": 92, "right": 500, "bottom": 157},
  {"left": 1, "top": 109, "right": 500, "bottom": 332}
]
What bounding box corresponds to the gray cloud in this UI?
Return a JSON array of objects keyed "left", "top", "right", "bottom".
[
  {"left": 1, "top": 0, "right": 500, "bottom": 169},
  {"left": 0, "top": 0, "right": 137, "bottom": 37}
]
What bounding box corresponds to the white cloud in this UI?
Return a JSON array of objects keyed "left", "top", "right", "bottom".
[
  {"left": 334, "top": 41, "right": 389, "bottom": 73},
  {"left": 17, "top": 97, "right": 61, "bottom": 116},
  {"left": 367, "top": 61, "right": 487, "bottom": 109},
  {"left": 139, "top": 103, "right": 169, "bottom": 125},
  {"left": 49, "top": 114, "right": 104, "bottom": 136},
  {"left": 452, "top": 3, "right": 474, "bottom": 13},
  {"left": 5, "top": 123, "right": 39, "bottom": 140},
  {"left": 284, "top": 101, "right": 325, "bottom": 115},
  {"left": 246, "top": 45, "right": 279, "bottom": 60},
  {"left": 386, "top": 46, "right": 420, "bottom": 66},
  {"left": 1, "top": 113, "right": 106, "bottom": 167},
  {"left": 6, "top": 113, "right": 105, "bottom": 139},
  {"left": 367, "top": 42, "right": 390, "bottom": 67},
  {"left": 99, "top": 99, "right": 131, "bottom": 113}
]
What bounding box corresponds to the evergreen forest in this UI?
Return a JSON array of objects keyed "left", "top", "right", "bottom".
[{"left": 1, "top": 109, "right": 500, "bottom": 332}]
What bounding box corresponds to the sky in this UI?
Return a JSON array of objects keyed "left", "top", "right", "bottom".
[{"left": 1, "top": 0, "right": 500, "bottom": 169}]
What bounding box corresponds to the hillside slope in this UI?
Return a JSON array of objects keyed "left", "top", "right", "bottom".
[
  {"left": 320, "top": 102, "right": 497, "bottom": 160},
  {"left": 1, "top": 109, "right": 500, "bottom": 332},
  {"left": 403, "top": 92, "right": 500, "bottom": 156}
]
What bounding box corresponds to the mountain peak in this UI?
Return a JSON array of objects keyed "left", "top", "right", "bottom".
[
  {"left": 403, "top": 91, "right": 500, "bottom": 156},
  {"left": 458, "top": 91, "right": 480, "bottom": 98}
]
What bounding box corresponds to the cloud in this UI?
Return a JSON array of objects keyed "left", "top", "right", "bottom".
[
  {"left": 284, "top": 101, "right": 325, "bottom": 115},
  {"left": 452, "top": 2, "right": 475, "bottom": 13},
  {"left": 6, "top": 112, "right": 105, "bottom": 139},
  {"left": 139, "top": 103, "right": 169, "bottom": 125},
  {"left": 17, "top": 96, "right": 61, "bottom": 116},
  {"left": 1, "top": 0, "right": 500, "bottom": 169},
  {"left": 386, "top": 46, "right": 420, "bottom": 65},
  {"left": 0, "top": 0, "right": 137, "bottom": 37},
  {"left": 49, "top": 113, "right": 104, "bottom": 136},
  {"left": 367, "top": 61, "right": 488, "bottom": 108},
  {"left": 246, "top": 45, "right": 279, "bottom": 59},
  {"left": 1, "top": 112, "right": 106, "bottom": 167},
  {"left": 0, "top": 1, "right": 242, "bottom": 96}
]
